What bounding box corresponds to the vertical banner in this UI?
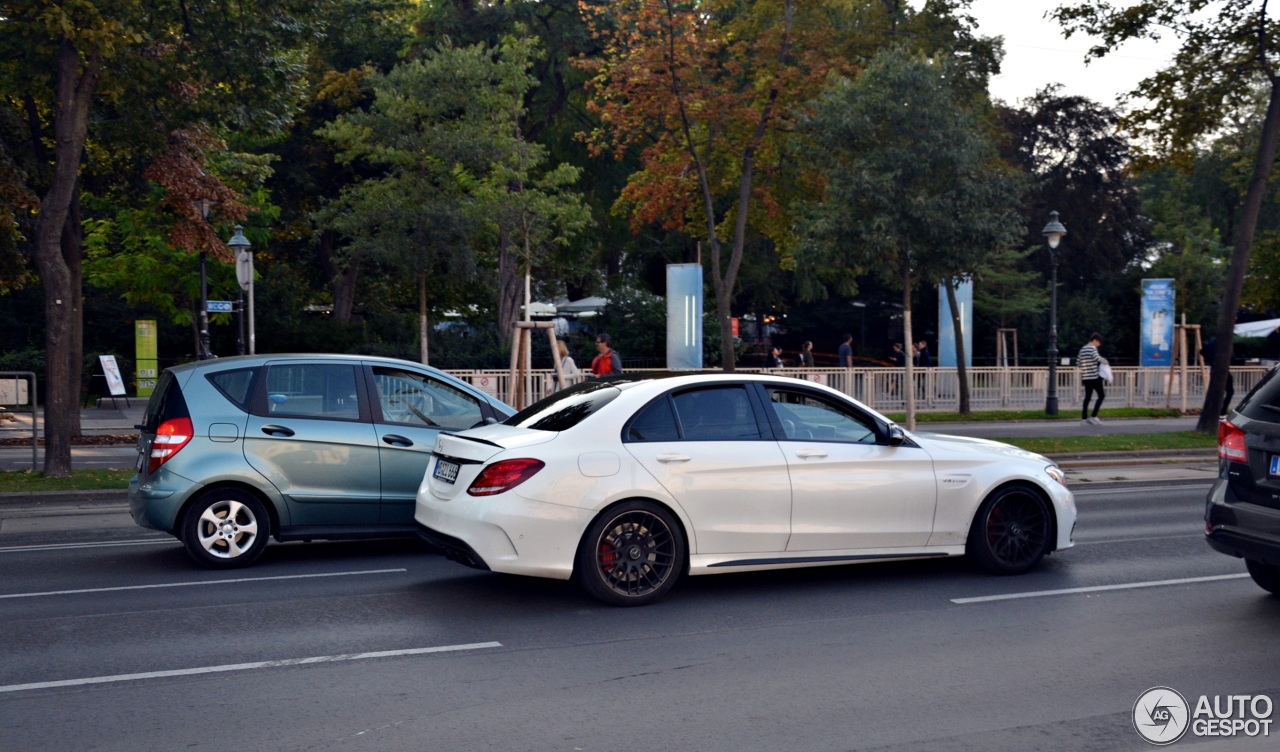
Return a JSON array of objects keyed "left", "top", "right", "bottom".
[
  {"left": 666, "top": 264, "right": 703, "bottom": 370},
  {"left": 938, "top": 278, "right": 973, "bottom": 368},
  {"left": 1141, "top": 279, "right": 1175, "bottom": 366},
  {"left": 136, "top": 320, "right": 159, "bottom": 397}
]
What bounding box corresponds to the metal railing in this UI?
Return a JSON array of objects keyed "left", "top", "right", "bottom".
[{"left": 440, "top": 366, "right": 1267, "bottom": 413}]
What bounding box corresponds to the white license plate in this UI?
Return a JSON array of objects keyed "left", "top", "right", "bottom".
[{"left": 433, "top": 458, "right": 460, "bottom": 484}]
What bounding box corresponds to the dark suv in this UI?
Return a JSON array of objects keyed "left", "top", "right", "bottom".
[{"left": 1206, "top": 365, "right": 1280, "bottom": 595}]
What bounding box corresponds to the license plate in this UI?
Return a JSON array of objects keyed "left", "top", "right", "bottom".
[
  {"left": 1271, "top": 455, "right": 1280, "bottom": 476},
  {"left": 433, "top": 458, "right": 460, "bottom": 484}
]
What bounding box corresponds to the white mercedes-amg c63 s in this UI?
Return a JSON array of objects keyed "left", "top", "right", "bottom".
[{"left": 416, "top": 373, "right": 1075, "bottom": 606}]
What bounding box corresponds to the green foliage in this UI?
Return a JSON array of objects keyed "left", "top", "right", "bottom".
[{"left": 972, "top": 246, "right": 1049, "bottom": 329}]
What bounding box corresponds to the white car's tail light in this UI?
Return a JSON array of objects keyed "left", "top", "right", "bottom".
[
  {"left": 1218, "top": 419, "right": 1247, "bottom": 462},
  {"left": 149, "top": 417, "right": 194, "bottom": 474},
  {"left": 467, "top": 458, "right": 545, "bottom": 497}
]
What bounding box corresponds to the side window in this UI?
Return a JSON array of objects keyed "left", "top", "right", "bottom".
[
  {"left": 206, "top": 368, "right": 256, "bottom": 411},
  {"left": 264, "top": 364, "right": 360, "bottom": 420},
  {"left": 627, "top": 397, "right": 680, "bottom": 442},
  {"left": 372, "top": 367, "right": 483, "bottom": 431},
  {"left": 768, "top": 389, "right": 878, "bottom": 444},
  {"left": 671, "top": 387, "right": 761, "bottom": 441}
]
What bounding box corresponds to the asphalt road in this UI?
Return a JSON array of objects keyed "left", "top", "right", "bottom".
[{"left": 1, "top": 481, "right": 1276, "bottom": 751}]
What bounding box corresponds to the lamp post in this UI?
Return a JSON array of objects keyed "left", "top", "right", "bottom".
[
  {"left": 1042, "top": 211, "right": 1067, "bottom": 415},
  {"left": 229, "top": 225, "right": 254, "bottom": 355}
]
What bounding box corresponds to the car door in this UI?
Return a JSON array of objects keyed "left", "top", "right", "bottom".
[
  {"left": 366, "top": 364, "right": 490, "bottom": 524},
  {"left": 624, "top": 385, "right": 792, "bottom": 554},
  {"left": 243, "top": 361, "right": 381, "bottom": 526},
  {"left": 761, "top": 385, "right": 936, "bottom": 551}
]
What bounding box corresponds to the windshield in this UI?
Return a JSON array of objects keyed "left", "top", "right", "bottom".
[{"left": 506, "top": 380, "right": 626, "bottom": 431}]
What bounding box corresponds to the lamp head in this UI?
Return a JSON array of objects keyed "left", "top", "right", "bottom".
[{"left": 1041, "top": 211, "right": 1067, "bottom": 250}]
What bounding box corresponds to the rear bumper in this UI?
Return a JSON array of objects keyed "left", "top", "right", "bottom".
[
  {"left": 1205, "top": 478, "right": 1280, "bottom": 567},
  {"left": 418, "top": 523, "right": 491, "bottom": 571}
]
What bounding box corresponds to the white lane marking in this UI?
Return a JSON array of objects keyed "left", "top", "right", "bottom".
[
  {"left": 0, "top": 568, "right": 407, "bottom": 599},
  {"left": 0, "top": 642, "right": 503, "bottom": 694},
  {"left": 951, "top": 573, "right": 1251, "bottom": 604},
  {"left": 0, "top": 539, "right": 174, "bottom": 553}
]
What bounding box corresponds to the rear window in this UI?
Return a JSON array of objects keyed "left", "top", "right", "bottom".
[
  {"left": 1235, "top": 365, "right": 1280, "bottom": 421},
  {"left": 206, "top": 368, "right": 257, "bottom": 411},
  {"left": 140, "top": 370, "right": 189, "bottom": 431},
  {"left": 506, "top": 381, "right": 622, "bottom": 432}
]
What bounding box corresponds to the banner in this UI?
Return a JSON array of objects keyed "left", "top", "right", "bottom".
[
  {"left": 1141, "top": 279, "right": 1175, "bottom": 367},
  {"left": 938, "top": 278, "right": 973, "bottom": 368},
  {"left": 136, "top": 320, "right": 159, "bottom": 397},
  {"left": 667, "top": 264, "right": 703, "bottom": 370},
  {"left": 99, "top": 355, "right": 126, "bottom": 396}
]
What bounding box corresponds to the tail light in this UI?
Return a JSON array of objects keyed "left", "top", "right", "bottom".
[
  {"left": 1218, "top": 419, "right": 1247, "bottom": 463},
  {"left": 149, "top": 417, "right": 194, "bottom": 474},
  {"left": 467, "top": 458, "right": 545, "bottom": 497}
]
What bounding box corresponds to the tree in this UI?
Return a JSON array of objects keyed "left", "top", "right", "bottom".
[
  {"left": 578, "top": 0, "right": 851, "bottom": 370},
  {"left": 799, "top": 47, "right": 1022, "bottom": 425},
  {"left": 1052, "top": 0, "right": 1280, "bottom": 431},
  {"left": 0, "top": 0, "right": 318, "bottom": 475},
  {"left": 319, "top": 33, "right": 588, "bottom": 354}
]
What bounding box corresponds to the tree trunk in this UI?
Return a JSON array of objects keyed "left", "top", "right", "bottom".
[
  {"left": 33, "top": 41, "right": 98, "bottom": 477},
  {"left": 317, "top": 230, "right": 360, "bottom": 324},
  {"left": 945, "top": 278, "right": 971, "bottom": 414},
  {"left": 419, "top": 271, "right": 428, "bottom": 365},
  {"left": 497, "top": 234, "right": 521, "bottom": 349},
  {"left": 1198, "top": 77, "right": 1280, "bottom": 432}
]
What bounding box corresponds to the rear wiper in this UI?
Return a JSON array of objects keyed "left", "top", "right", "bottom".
[{"left": 1259, "top": 404, "right": 1280, "bottom": 415}]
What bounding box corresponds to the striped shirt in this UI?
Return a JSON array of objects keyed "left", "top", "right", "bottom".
[{"left": 1078, "top": 343, "right": 1101, "bottom": 380}]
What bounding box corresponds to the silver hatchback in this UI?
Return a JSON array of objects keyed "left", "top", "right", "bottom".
[{"left": 129, "top": 354, "right": 512, "bottom": 568}]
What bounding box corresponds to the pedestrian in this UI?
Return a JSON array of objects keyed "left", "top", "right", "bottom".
[
  {"left": 771, "top": 346, "right": 785, "bottom": 369},
  {"left": 591, "top": 333, "right": 622, "bottom": 377},
  {"left": 1078, "top": 332, "right": 1106, "bottom": 424},
  {"left": 555, "top": 339, "right": 579, "bottom": 390},
  {"left": 915, "top": 340, "right": 932, "bottom": 368},
  {"left": 838, "top": 333, "right": 854, "bottom": 368},
  {"left": 799, "top": 340, "right": 815, "bottom": 368},
  {"left": 1200, "top": 336, "right": 1235, "bottom": 416},
  {"left": 890, "top": 342, "right": 907, "bottom": 396}
]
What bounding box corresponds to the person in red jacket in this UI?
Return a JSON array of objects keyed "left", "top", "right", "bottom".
[{"left": 591, "top": 333, "right": 622, "bottom": 377}]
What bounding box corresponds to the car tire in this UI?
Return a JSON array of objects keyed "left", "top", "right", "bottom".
[
  {"left": 967, "top": 484, "right": 1051, "bottom": 575},
  {"left": 181, "top": 488, "right": 271, "bottom": 569},
  {"left": 1246, "top": 559, "right": 1280, "bottom": 596},
  {"left": 575, "top": 500, "right": 685, "bottom": 607}
]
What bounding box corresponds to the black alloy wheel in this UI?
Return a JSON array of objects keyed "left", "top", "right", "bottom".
[
  {"left": 968, "top": 484, "right": 1051, "bottom": 575},
  {"left": 576, "top": 500, "right": 685, "bottom": 607}
]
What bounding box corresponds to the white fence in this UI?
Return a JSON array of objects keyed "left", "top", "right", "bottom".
[{"left": 443, "top": 366, "right": 1266, "bottom": 413}]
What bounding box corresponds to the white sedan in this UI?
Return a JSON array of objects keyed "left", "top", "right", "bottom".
[{"left": 415, "top": 374, "right": 1076, "bottom": 606}]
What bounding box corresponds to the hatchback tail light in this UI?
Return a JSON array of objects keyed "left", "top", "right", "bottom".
[
  {"left": 1219, "top": 419, "right": 1247, "bottom": 463},
  {"left": 149, "top": 417, "right": 194, "bottom": 474},
  {"left": 467, "top": 458, "right": 545, "bottom": 497}
]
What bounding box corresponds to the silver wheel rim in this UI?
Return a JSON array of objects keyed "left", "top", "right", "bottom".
[{"left": 196, "top": 499, "right": 260, "bottom": 559}]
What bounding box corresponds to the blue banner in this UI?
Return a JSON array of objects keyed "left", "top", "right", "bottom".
[
  {"left": 666, "top": 264, "right": 703, "bottom": 370},
  {"left": 938, "top": 278, "right": 972, "bottom": 368},
  {"left": 1141, "top": 279, "right": 1175, "bottom": 366}
]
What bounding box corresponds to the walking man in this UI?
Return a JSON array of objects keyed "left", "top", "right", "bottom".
[{"left": 1078, "top": 332, "right": 1105, "bottom": 425}]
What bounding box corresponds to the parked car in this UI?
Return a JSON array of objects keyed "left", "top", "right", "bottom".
[
  {"left": 1206, "top": 365, "right": 1280, "bottom": 595},
  {"left": 129, "top": 354, "right": 513, "bottom": 568},
  {"left": 416, "top": 373, "right": 1076, "bottom": 606}
]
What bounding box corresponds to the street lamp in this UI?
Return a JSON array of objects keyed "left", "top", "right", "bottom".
[
  {"left": 229, "top": 225, "right": 254, "bottom": 355},
  {"left": 1042, "top": 210, "right": 1067, "bottom": 415}
]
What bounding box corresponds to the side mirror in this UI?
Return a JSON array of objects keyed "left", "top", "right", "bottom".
[{"left": 886, "top": 425, "right": 906, "bottom": 446}]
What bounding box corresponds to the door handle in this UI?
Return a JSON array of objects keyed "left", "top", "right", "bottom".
[
  {"left": 382, "top": 434, "right": 414, "bottom": 447},
  {"left": 796, "top": 449, "right": 828, "bottom": 459},
  {"left": 260, "top": 424, "right": 295, "bottom": 437},
  {"left": 657, "top": 453, "right": 691, "bottom": 463}
]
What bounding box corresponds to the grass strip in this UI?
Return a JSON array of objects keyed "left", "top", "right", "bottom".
[
  {"left": 0, "top": 469, "right": 133, "bottom": 494},
  {"left": 994, "top": 432, "right": 1217, "bottom": 456}
]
